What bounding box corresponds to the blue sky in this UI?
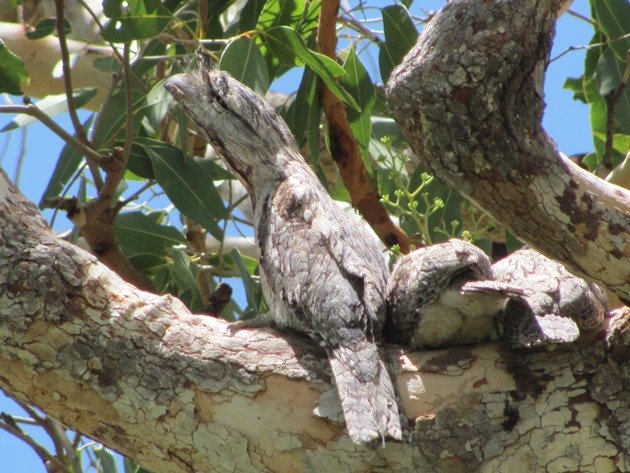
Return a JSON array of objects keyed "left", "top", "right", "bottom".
[{"left": 0, "top": 0, "right": 594, "bottom": 470}]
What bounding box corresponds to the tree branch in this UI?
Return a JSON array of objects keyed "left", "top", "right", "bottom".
[
  {"left": 0, "top": 104, "right": 108, "bottom": 165},
  {"left": 1, "top": 168, "right": 628, "bottom": 472},
  {"left": 317, "top": 0, "right": 412, "bottom": 253},
  {"left": 386, "top": 0, "right": 630, "bottom": 303}
]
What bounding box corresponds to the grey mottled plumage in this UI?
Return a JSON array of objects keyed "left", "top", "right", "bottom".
[
  {"left": 492, "top": 248, "right": 608, "bottom": 348},
  {"left": 165, "top": 49, "right": 402, "bottom": 444},
  {"left": 385, "top": 239, "right": 524, "bottom": 349}
]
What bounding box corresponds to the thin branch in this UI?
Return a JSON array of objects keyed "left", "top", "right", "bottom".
[
  {"left": 338, "top": 14, "right": 383, "bottom": 46},
  {"left": 0, "top": 419, "right": 68, "bottom": 472},
  {"left": 54, "top": 0, "right": 86, "bottom": 142},
  {"left": 0, "top": 105, "right": 108, "bottom": 165},
  {"left": 550, "top": 32, "right": 630, "bottom": 63},
  {"left": 566, "top": 8, "right": 597, "bottom": 26},
  {"left": 317, "top": 0, "right": 412, "bottom": 253},
  {"left": 54, "top": 0, "right": 104, "bottom": 191},
  {"left": 117, "top": 180, "right": 157, "bottom": 209}
]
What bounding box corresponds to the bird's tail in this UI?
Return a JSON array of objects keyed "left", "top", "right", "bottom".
[{"left": 328, "top": 341, "right": 403, "bottom": 444}]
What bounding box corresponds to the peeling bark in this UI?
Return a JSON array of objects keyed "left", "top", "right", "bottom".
[
  {"left": 386, "top": 0, "right": 630, "bottom": 303},
  {"left": 1, "top": 170, "right": 628, "bottom": 472}
]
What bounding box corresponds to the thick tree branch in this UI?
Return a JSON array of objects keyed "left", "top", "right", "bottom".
[
  {"left": 317, "top": 0, "right": 412, "bottom": 252},
  {"left": 386, "top": 0, "right": 630, "bottom": 303},
  {"left": 1, "top": 169, "right": 628, "bottom": 472}
]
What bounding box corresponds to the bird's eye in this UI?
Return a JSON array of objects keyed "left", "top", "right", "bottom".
[{"left": 208, "top": 85, "right": 229, "bottom": 111}]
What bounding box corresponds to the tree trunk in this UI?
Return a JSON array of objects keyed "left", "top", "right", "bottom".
[
  {"left": 386, "top": 0, "right": 630, "bottom": 303},
  {"left": 1, "top": 171, "right": 628, "bottom": 472}
]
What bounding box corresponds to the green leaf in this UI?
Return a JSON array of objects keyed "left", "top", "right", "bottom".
[
  {"left": 143, "top": 142, "right": 227, "bottom": 239},
  {"left": 596, "top": 48, "right": 622, "bottom": 96},
  {"left": 1, "top": 88, "right": 96, "bottom": 133},
  {"left": 0, "top": 39, "right": 30, "bottom": 95},
  {"left": 93, "top": 56, "right": 121, "bottom": 73},
  {"left": 123, "top": 458, "right": 154, "bottom": 473},
  {"left": 92, "top": 88, "right": 145, "bottom": 148},
  {"left": 240, "top": 0, "right": 267, "bottom": 31},
  {"left": 378, "top": 5, "right": 418, "bottom": 82},
  {"left": 230, "top": 248, "right": 259, "bottom": 314},
  {"left": 563, "top": 77, "right": 588, "bottom": 103},
  {"left": 593, "top": 0, "right": 630, "bottom": 61},
  {"left": 127, "top": 141, "right": 156, "bottom": 179},
  {"left": 39, "top": 114, "right": 94, "bottom": 207},
  {"left": 114, "top": 211, "right": 187, "bottom": 258},
  {"left": 595, "top": 49, "right": 630, "bottom": 134},
  {"left": 343, "top": 47, "right": 376, "bottom": 154},
  {"left": 590, "top": 98, "right": 607, "bottom": 162},
  {"left": 143, "top": 78, "right": 174, "bottom": 134},
  {"left": 592, "top": 132, "right": 630, "bottom": 167},
  {"left": 257, "top": 0, "right": 305, "bottom": 30},
  {"left": 26, "top": 18, "right": 72, "bottom": 39},
  {"left": 263, "top": 26, "right": 359, "bottom": 112},
  {"left": 193, "top": 156, "right": 235, "bottom": 181},
  {"left": 284, "top": 67, "right": 320, "bottom": 159},
  {"left": 102, "top": 0, "right": 172, "bottom": 42},
  {"left": 220, "top": 37, "right": 270, "bottom": 94},
  {"left": 168, "top": 248, "right": 203, "bottom": 312},
  {"left": 94, "top": 446, "right": 118, "bottom": 473}
]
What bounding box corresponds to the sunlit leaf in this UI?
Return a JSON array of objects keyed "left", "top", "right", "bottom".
[
  {"left": 39, "top": 114, "right": 94, "bottom": 207},
  {"left": 593, "top": 0, "right": 630, "bottom": 60},
  {"left": 230, "top": 248, "right": 260, "bottom": 316},
  {"left": 257, "top": 0, "right": 305, "bottom": 30},
  {"left": 284, "top": 67, "right": 320, "bottom": 160},
  {"left": 0, "top": 39, "right": 30, "bottom": 95},
  {"left": 114, "top": 211, "right": 187, "bottom": 258},
  {"left": 220, "top": 37, "right": 270, "bottom": 94},
  {"left": 102, "top": 0, "right": 172, "bottom": 42},
  {"left": 240, "top": 0, "right": 266, "bottom": 31},
  {"left": 143, "top": 143, "right": 227, "bottom": 239},
  {"left": 94, "top": 446, "right": 118, "bottom": 473},
  {"left": 169, "top": 248, "right": 203, "bottom": 312},
  {"left": 263, "top": 26, "right": 359, "bottom": 111},
  {"left": 26, "top": 18, "right": 72, "bottom": 39},
  {"left": 343, "top": 47, "right": 376, "bottom": 154},
  {"left": 378, "top": 5, "right": 418, "bottom": 82}
]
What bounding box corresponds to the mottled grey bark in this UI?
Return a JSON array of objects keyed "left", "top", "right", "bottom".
[
  {"left": 386, "top": 0, "right": 630, "bottom": 303},
  {"left": 1, "top": 169, "right": 628, "bottom": 472}
]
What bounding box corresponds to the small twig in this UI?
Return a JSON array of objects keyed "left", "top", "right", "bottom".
[
  {"left": 0, "top": 105, "right": 108, "bottom": 165},
  {"left": 117, "top": 180, "right": 156, "bottom": 209},
  {"left": 603, "top": 49, "right": 630, "bottom": 172},
  {"left": 54, "top": 0, "right": 104, "bottom": 190},
  {"left": 54, "top": 0, "right": 86, "bottom": 142},
  {"left": 0, "top": 418, "right": 68, "bottom": 472},
  {"left": 338, "top": 14, "right": 383, "bottom": 46},
  {"left": 198, "top": 0, "right": 208, "bottom": 38},
  {"left": 566, "top": 8, "right": 597, "bottom": 26},
  {"left": 550, "top": 33, "right": 630, "bottom": 63},
  {"left": 42, "top": 417, "right": 69, "bottom": 465},
  {"left": 12, "top": 399, "right": 46, "bottom": 424}
]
